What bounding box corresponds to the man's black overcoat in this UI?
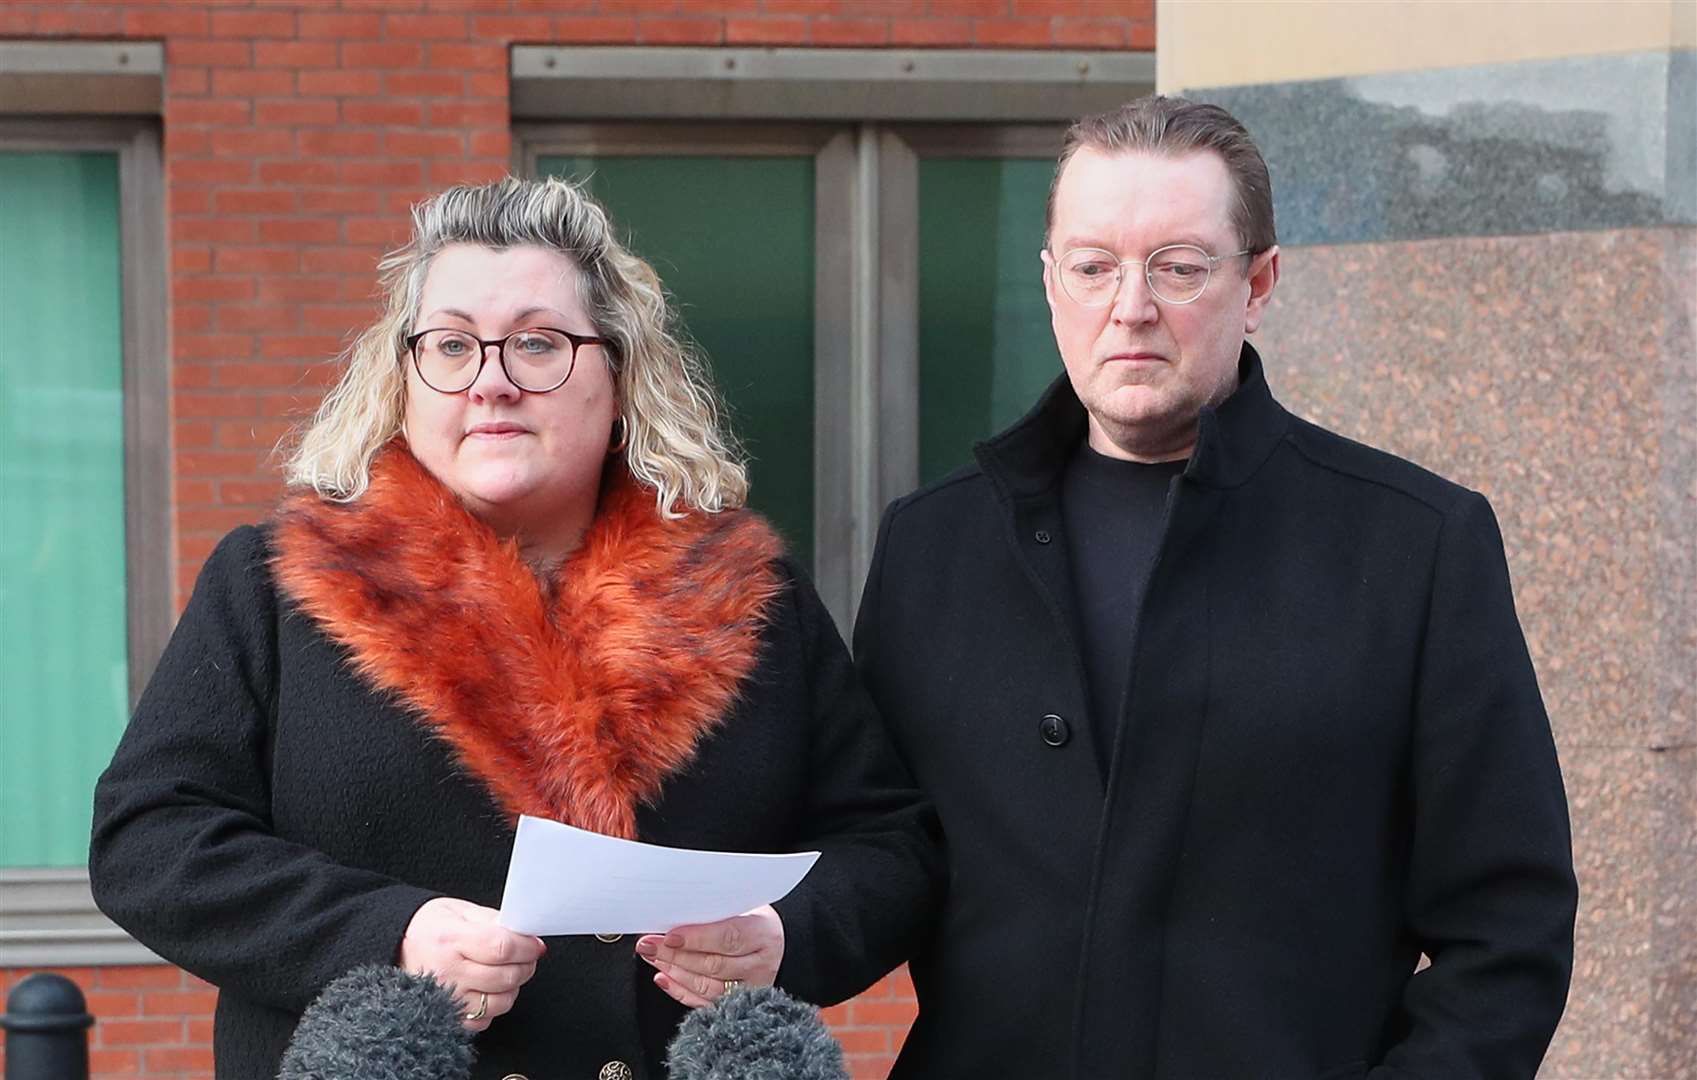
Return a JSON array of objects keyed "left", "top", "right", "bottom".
[{"left": 855, "top": 346, "right": 1577, "bottom": 1080}]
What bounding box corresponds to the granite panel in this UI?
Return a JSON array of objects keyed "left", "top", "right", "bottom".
[
  {"left": 1193, "top": 49, "right": 1696, "bottom": 245},
  {"left": 1257, "top": 227, "right": 1693, "bottom": 750},
  {"left": 1546, "top": 745, "right": 1696, "bottom": 1079}
]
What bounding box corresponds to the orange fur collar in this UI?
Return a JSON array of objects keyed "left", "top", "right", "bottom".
[{"left": 270, "top": 447, "right": 783, "bottom": 839}]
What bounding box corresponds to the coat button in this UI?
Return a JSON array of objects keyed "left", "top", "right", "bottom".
[
  {"left": 1039, "top": 713, "right": 1070, "bottom": 747},
  {"left": 1034, "top": 529, "right": 1052, "bottom": 544},
  {"left": 595, "top": 932, "right": 623, "bottom": 943},
  {"left": 599, "top": 1063, "right": 634, "bottom": 1080}
]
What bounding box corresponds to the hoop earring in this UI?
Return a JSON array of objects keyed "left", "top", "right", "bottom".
[{"left": 608, "top": 416, "right": 628, "bottom": 455}]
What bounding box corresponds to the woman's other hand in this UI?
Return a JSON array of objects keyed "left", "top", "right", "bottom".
[
  {"left": 399, "top": 897, "right": 546, "bottom": 1032},
  {"left": 635, "top": 904, "right": 785, "bottom": 1008}
]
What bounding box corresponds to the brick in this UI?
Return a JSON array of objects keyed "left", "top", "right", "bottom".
[
  {"left": 170, "top": 158, "right": 255, "bottom": 185},
  {"left": 340, "top": 159, "right": 424, "bottom": 186},
  {"left": 931, "top": 0, "right": 1009, "bottom": 15},
  {"left": 346, "top": 216, "right": 412, "bottom": 246},
  {"left": 427, "top": 101, "right": 507, "bottom": 127},
  {"left": 99, "top": 1019, "right": 183, "bottom": 1047},
  {"left": 258, "top": 160, "right": 340, "bottom": 186},
  {"left": 140, "top": 988, "right": 220, "bottom": 1017},
  {"left": 889, "top": 17, "right": 971, "bottom": 44},
  {"left": 178, "top": 501, "right": 261, "bottom": 534},
  {"left": 168, "top": 38, "right": 251, "bottom": 67},
  {"left": 675, "top": 0, "right": 759, "bottom": 11},
  {"left": 637, "top": 16, "right": 723, "bottom": 44},
  {"left": 340, "top": 100, "right": 425, "bottom": 126},
  {"left": 221, "top": 480, "right": 286, "bottom": 506},
  {"left": 1051, "top": 17, "right": 1129, "bottom": 47},
  {"left": 259, "top": 334, "right": 351, "bottom": 360},
  {"left": 253, "top": 40, "right": 341, "bottom": 69},
  {"left": 173, "top": 304, "right": 211, "bottom": 334},
  {"left": 210, "top": 128, "right": 295, "bottom": 157},
  {"left": 1014, "top": 0, "right": 1139, "bottom": 13},
  {"left": 170, "top": 187, "right": 210, "bottom": 215},
  {"left": 168, "top": 66, "right": 209, "bottom": 95},
  {"left": 210, "top": 9, "right": 296, "bottom": 38},
  {"left": 259, "top": 217, "right": 341, "bottom": 245},
  {"left": 217, "top": 304, "right": 296, "bottom": 333},
  {"left": 168, "top": 128, "right": 211, "bottom": 155},
  {"left": 176, "top": 333, "right": 252, "bottom": 360},
  {"left": 215, "top": 248, "right": 300, "bottom": 274},
  {"left": 468, "top": 130, "right": 509, "bottom": 157},
  {"left": 176, "top": 392, "right": 263, "bottom": 419},
  {"left": 215, "top": 420, "right": 295, "bottom": 451},
  {"left": 847, "top": 1054, "right": 896, "bottom": 1080},
  {"left": 187, "top": 1015, "right": 216, "bottom": 1043},
  {"left": 125, "top": 6, "right": 208, "bottom": 37},
  {"left": 82, "top": 990, "right": 141, "bottom": 1019},
  {"left": 340, "top": 41, "right": 424, "bottom": 68},
  {"left": 596, "top": 0, "right": 687, "bottom": 11},
  {"left": 176, "top": 277, "right": 256, "bottom": 305},
  {"left": 300, "top": 189, "right": 383, "bottom": 216},
  {"left": 175, "top": 420, "right": 215, "bottom": 449},
  {"left": 552, "top": 16, "right": 639, "bottom": 43},
  {"left": 386, "top": 131, "right": 467, "bottom": 157},
  {"left": 385, "top": 12, "right": 468, "bottom": 38},
  {"left": 819, "top": 1003, "right": 851, "bottom": 1025},
  {"left": 298, "top": 130, "right": 382, "bottom": 156},
  {"left": 338, "top": 275, "right": 384, "bottom": 302},
  {"left": 25, "top": 5, "right": 124, "bottom": 35},
  {"left": 259, "top": 276, "right": 344, "bottom": 303},
  {"left": 469, "top": 14, "right": 554, "bottom": 41},
  {"left": 143, "top": 1045, "right": 217, "bottom": 1072},
  {"left": 87, "top": 1048, "right": 141, "bottom": 1074},
  {"left": 171, "top": 98, "right": 252, "bottom": 125},
  {"left": 302, "top": 304, "right": 373, "bottom": 334},
  {"left": 971, "top": 17, "right": 1051, "bottom": 45},
  {"left": 296, "top": 69, "right": 384, "bottom": 96},
  {"left": 832, "top": 1026, "right": 893, "bottom": 1053},
  {"left": 847, "top": 999, "right": 918, "bottom": 1026},
  {"left": 210, "top": 362, "right": 314, "bottom": 391},
  {"left": 211, "top": 68, "right": 297, "bottom": 97},
  {"left": 176, "top": 216, "right": 257, "bottom": 244},
  {"left": 426, "top": 41, "right": 506, "bottom": 69},
  {"left": 725, "top": 17, "right": 810, "bottom": 44},
  {"left": 811, "top": 17, "right": 891, "bottom": 45},
  {"left": 215, "top": 189, "right": 299, "bottom": 215},
  {"left": 256, "top": 98, "right": 343, "bottom": 126},
  {"left": 758, "top": 0, "right": 839, "bottom": 12},
  {"left": 297, "top": 12, "right": 383, "bottom": 38},
  {"left": 383, "top": 70, "right": 464, "bottom": 96},
  {"left": 428, "top": 159, "right": 507, "bottom": 187},
  {"left": 175, "top": 249, "right": 214, "bottom": 278},
  {"left": 1128, "top": 20, "right": 1155, "bottom": 49},
  {"left": 465, "top": 71, "right": 506, "bottom": 98}
]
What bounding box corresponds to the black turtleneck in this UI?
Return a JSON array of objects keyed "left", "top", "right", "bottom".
[{"left": 1060, "top": 441, "right": 1186, "bottom": 778}]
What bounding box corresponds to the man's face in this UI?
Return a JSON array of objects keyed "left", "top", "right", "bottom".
[{"left": 1042, "top": 147, "right": 1278, "bottom": 460}]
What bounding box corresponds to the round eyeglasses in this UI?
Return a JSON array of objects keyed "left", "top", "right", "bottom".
[
  {"left": 405, "top": 327, "right": 616, "bottom": 394},
  {"left": 1053, "top": 244, "right": 1251, "bottom": 306}
]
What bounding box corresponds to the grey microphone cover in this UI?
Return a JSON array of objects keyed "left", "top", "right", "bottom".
[
  {"left": 278, "top": 964, "right": 474, "bottom": 1080},
  {"left": 667, "top": 985, "right": 848, "bottom": 1080}
]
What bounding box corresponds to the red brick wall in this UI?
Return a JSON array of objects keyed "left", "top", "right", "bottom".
[{"left": 0, "top": 2, "right": 1151, "bottom": 1077}]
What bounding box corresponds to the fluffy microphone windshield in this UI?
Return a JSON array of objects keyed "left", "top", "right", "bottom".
[
  {"left": 277, "top": 964, "right": 474, "bottom": 1080},
  {"left": 666, "top": 985, "right": 847, "bottom": 1080}
]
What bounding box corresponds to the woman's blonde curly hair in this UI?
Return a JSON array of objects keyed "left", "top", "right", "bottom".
[{"left": 284, "top": 175, "right": 748, "bottom": 516}]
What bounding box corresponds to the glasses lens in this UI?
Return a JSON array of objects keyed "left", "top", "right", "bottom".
[
  {"left": 1058, "top": 249, "right": 1122, "bottom": 307},
  {"left": 1146, "top": 246, "right": 1211, "bottom": 304},
  {"left": 414, "top": 329, "right": 482, "bottom": 391},
  {"left": 501, "top": 329, "right": 575, "bottom": 392}
]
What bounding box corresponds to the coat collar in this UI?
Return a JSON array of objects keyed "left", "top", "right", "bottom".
[
  {"left": 973, "top": 342, "right": 1290, "bottom": 499},
  {"left": 270, "top": 446, "right": 784, "bottom": 839}
]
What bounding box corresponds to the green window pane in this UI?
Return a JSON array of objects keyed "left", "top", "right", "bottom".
[
  {"left": 537, "top": 156, "right": 816, "bottom": 570},
  {"left": 917, "top": 158, "right": 1059, "bottom": 486},
  {"left": 0, "top": 151, "right": 129, "bottom": 868}
]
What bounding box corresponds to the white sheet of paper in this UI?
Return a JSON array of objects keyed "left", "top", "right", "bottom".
[{"left": 496, "top": 815, "right": 821, "bottom": 936}]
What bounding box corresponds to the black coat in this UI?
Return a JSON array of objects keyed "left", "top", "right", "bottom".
[
  {"left": 855, "top": 345, "right": 1577, "bottom": 1080},
  {"left": 91, "top": 486, "right": 940, "bottom": 1080}
]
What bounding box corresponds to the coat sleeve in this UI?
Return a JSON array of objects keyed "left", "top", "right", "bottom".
[
  {"left": 1376, "top": 492, "right": 1578, "bottom": 1079},
  {"left": 770, "top": 557, "right": 944, "bottom": 1006},
  {"left": 88, "top": 526, "right": 439, "bottom": 1013}
]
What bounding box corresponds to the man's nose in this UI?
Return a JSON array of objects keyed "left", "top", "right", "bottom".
[
  {"left": 466, "top": 343, "right": 521, "bottom": 402},
  {"left": 1110, "top": 263, "right": 1159, "bottom": 325}
]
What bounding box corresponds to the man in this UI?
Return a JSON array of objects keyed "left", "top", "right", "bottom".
[{"left": 855, "top": 96, "right": 1577, "bottom": 1079}]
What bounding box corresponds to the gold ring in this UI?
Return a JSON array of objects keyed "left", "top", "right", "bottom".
[
  {"left": 723, "top": 979, "right": 743, "bottom": 995},
  {"left": 464, "top": 991, "right": 488, "bottom": 1022}
]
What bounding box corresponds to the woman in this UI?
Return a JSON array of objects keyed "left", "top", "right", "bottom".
[{"left": 89, "top": 176, "right": 941, "bottom": 1079}]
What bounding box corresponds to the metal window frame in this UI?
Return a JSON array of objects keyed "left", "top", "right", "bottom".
[
  {"left": 0, "top": 40, "right": 164, "bottom": 115},
  {"left": 0, "top": 115, "right": 170, "bottom": 967}
]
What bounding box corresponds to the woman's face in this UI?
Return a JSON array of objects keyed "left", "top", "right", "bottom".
[{"left": 402, "top": 243, "right": 617, "bottom": 545}]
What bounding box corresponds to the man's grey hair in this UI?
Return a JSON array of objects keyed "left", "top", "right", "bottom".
[{"left": 1046, "top": 95, "right": 1277, "bottom": 255}]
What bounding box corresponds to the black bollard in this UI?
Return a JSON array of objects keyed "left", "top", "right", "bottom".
[{"left": 1, "top": 973, "right": 92, "bottom": 1080}]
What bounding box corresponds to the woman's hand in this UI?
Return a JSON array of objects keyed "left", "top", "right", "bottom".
[
  {"left": 635, "top": 905, "right": 785, "bottom": 1008},
  {"left": 398, "top": 897, "right": 547, "bottom": 1032}
]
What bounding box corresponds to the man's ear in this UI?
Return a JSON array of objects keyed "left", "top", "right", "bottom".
[
  {"left": 1040, "top": 248, "right": 1059, "bottom": 318},
  {"left": 1244, "top": 246, "right": 1280, "bottom": 335}
]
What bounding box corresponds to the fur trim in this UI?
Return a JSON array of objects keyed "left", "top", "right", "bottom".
[{"left": 271, "top": 447, "right": 784, "bottom": 839}]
